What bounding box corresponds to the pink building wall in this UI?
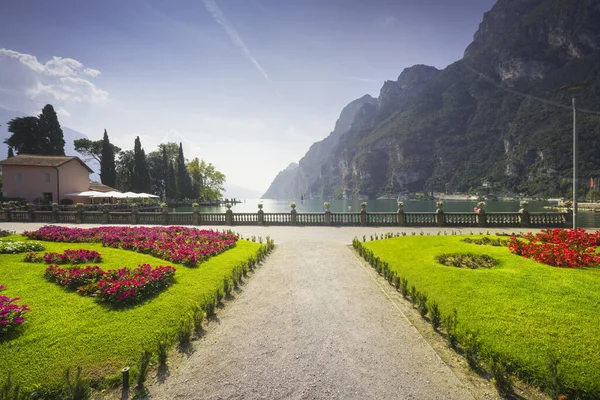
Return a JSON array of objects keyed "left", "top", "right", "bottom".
[{"left": 2, "top": 160, "right": 90, "bottom": 203}]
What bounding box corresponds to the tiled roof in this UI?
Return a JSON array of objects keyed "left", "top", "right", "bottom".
[
  {"left": 0, "top": 154, "right": 93, "bottom": 172},
  {"left": 89, "top": 182, "right": 118, "bottom": 192}
]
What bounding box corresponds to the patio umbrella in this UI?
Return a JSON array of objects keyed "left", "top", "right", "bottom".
[
  {"left": 65, "top": 191, "right": 101, "bottom": 197},
  {"left": 139, "top": 193, "right": 160, "bottom": 198},
  {"left": 122, "top": 192, "right": 145, "bottom": 198},
  {"left": 103, "top": 191, "right": 128, "bottom": 198}
]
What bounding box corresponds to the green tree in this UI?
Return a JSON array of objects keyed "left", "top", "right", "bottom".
[
  {"left": 4, "top": 116, "right": 45, "bottom": 154},
  {"left": 132, "top": 136, "right": 150, "bottom": 192},
  {"left": 162, "top": 145, "right": 169, "bottom": 200},
  {"left": 74, "top": 138, "right": 121, "bottom": 165},
  {"left": 100, "top": 130, "right": 117, "bottom": 187},
  {"left": 167, "top": 160, "right": 178, "bottom": 200},
  {"left": 115, "top": 150, "right": 135, "bottom": 192},
  {"left": 188, "top": 158, "right": 226, "bottom": 201},
  {"left": 176, "top": 142, "right": 193, "bottom": 199},
  {"left": 38, "top": 104, "right": 65, "bottom": 155},
  {"left": 7, "top": 147, "right": 14, "bottom": 158},
  {"left": 586, "top": 189, "right": 600, "bottom": 202}
]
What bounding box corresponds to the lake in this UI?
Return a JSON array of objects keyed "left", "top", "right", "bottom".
[{"left": 181, "top": 199, "right": 600, "bottom": 228}]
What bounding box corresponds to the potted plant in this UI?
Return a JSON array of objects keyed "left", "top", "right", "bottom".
[
  {"left": 258, "top": 203, "right": 263, "bottom": 210},
  {"left": 290, "top": 202, "right": 296, "bottom": 209},
  {"left": 360, "top": 202, "right": 367, "bottom": 210},
  {"left": 397, "top": 201, "right": 404, "bottom": 210},
  {"left": 324, "top": 202, "right": 330, "bottom": 210}
]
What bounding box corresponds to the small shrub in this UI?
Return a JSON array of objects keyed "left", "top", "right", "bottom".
[
  {"left": 416, "top": 291, "right": 428, "bottom": 317},
  {"left": 464, "top": 329, "right": 481, "bottom": 370},
  {"left": 429, "top": 301, "right": 441, "bottom": 331},
  {"left": 190, "top": 302, "right": 204, "bottom": 333},
  {"left": 64, "top": 367, "right": 90, "bottom": 400},
  {"left": 0, "top": 372, "right": 21, "bottom": 400},
  {"left": 443, "top": 309, "right": 459, "bottom": 348},
  {"left": 436, "top": 253, "right": 497, "bottom": 269},
  {"left": 547, "top": 351, "right": 564, "bottom": 399},
  {"left": 215, "top": 289, "right": 223, "bottom": 304},
  {"left": 400, "top": 278, "right": 409, "bottom": 298},
  {"left": 392, "top": 274, "right": 400, "bottom": 290},
  {"left": 223, "top": 277, "right": 231, "bottom": 297},
  {"left": 203, "top": 295, "right": 216, "bottom": 318},
  {"left": 177, "top": 314, "right": 194, "bottom": 346},
  {"left": 409, "top": 285, "right": 417, "bottom": 306},
  {"left": 489, "top": 354, "right": 513, "bottom": 396},
  {"left": 156, "top": 330, "right": 169, "bottom": 366},
  {"left": 137, "top": 349, "right": 152, "bottom": 388}
]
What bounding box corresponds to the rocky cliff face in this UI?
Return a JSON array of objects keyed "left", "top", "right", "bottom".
[{"left": 263, "top": 0, "right": 600, "bottom": 200}]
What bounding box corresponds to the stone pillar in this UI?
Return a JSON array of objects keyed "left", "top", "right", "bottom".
[
  {"left": 397, "top": 203, "right": 405, "bottom": 226},
  {"left": 75, "top": 203, "right": 84, "bottom": 224},
  {"left": 161, "top": 204, "right": 169, "bottom": 225},
  {"left": 519, "top": 202, "right": 530, "bottom": 228},
  {"left": 4, "top": 206, "right": 12, "bottom": 222},
  {"left": 258, "top": 209, "right": 265, "bottom": 226},
  {"left": 291, "top": 209, "right": 297, "bottom": 224},
  {"left": 360, "top": 202, "right": 367, "bottom": 226},
  {"left": 565, "top": 208, "right": 573, "bottom": 228},
  {"left": 27, "top": 203, "right": 34, "bottom": 222},
  {"left": 130, "top": 204, "right": 138, "bottom": 225},
  {"left": 225, "top": 209, "right": 233, "bottom": 225},
  {"left": 435, "top": 202, "right": 444, "bottom": 227},
  {"left": 477, "top": 210, "right": 486, "bottom": 228},
  {"left": 51, "top": 203, "right": 59, "bottom": 223},
  {"left": 325, "top": 210, "right": 332, "bottom": 225},
  {"left": 192, "top": 204, "right": 200, "bottom": 225},
  {"left": 103, "top": 205, "right": 110, "bottom": 224}
]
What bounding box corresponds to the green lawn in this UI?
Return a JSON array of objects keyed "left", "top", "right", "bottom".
[
  {"left": 0, "top": 235, "right": 262, "bottom": 391},
  {"left": 362, "top": 235, "right": 600, "bottom": 398}
]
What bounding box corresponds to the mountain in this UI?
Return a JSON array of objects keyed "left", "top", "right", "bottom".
[
  {"left": 0, "top": 106, "right": 99, "bottom": 175},
  {"left": 222, "top": 182, "right": 263, "bottom": 199},
  {"left": 263, "top": 0, "right": 600, "bottom": 199}
]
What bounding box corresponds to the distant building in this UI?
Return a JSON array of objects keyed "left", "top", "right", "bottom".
[{"left": 0, "top": 154, "right": 93, "bottom": 203}]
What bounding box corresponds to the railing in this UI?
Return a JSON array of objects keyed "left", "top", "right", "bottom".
[
  {"left": 405, "top": 213, "right": 437, "bottom": 226},
  {"left": 331, "top": 213, "right": 361, "bottom": 225},
  {"left": 138, "top": 212, "right": 163, "bottom": 225},
  {"left": 0, "top": 208, "right": 570, "bottom": 228},
  {"left": 168, "top": 213, "right": 193, "bottom": 225},
  {"left": 82, "top": 212, "right": 104, "bottom": 224},
  {"left": 234, "top": 213, "right": 261, "bottom": 225}
]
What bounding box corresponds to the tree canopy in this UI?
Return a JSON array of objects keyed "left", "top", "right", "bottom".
[{"left": 100, "top": 130, "right": 117, "bottom": 187}]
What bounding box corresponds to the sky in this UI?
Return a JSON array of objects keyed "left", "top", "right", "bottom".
[{"left": 0, "top": 0, "right": 497, "bottom": 194}]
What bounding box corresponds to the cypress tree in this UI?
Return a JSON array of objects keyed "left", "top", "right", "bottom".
[
  {"left": 7, "top": 147, "right": 14, "bottom": 158},
  {"left": 176, "top": 142, "right": 192, "bottom": 199},
  {"left": 162, "top": 145, "right": 169, "bottom": 200},
  {"left": 100, "top": 129, "right": 117, "bottom": 187},
  {"left": 38, "top": 104, "right": 65, "bottom": 155},
  {"left": 132, "top": 136, "right": 150, "bottom": 192},
  {"left": 168, "top": 160, "right": 178, "bottom": 200}
]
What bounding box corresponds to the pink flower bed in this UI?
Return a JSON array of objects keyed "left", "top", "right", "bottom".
[
  {"left": 25, "top": 249, "right": 102, "bottom": 264},
  {"left": 0, "top": 285, "right": 29, "bottom": 335},
  {"left": 45, "top": 264, "right": 176, "bottom": 306},
  {"left": 24, "top": 226, "right": 237, "bottom": 267}
]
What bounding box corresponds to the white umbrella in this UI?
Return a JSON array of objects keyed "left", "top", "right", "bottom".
[
  {"left": 123, "top": 192, "right": 145, "bottom": 198},
  {"left": 103, "top": 191, "right": 128, "bottom": 198},
  {"left": 139, "top": 192, "right": 159, "bottom": 198},
  {"left": 65, "top": 191, "right": 100, "bottom": 197}
]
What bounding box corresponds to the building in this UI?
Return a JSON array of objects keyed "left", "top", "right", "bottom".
[{"left": 0, "top": 154, "right": 93, "bottom": 204}]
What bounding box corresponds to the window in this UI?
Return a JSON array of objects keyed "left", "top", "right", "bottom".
[
  {"left": 15, "top": 173, "right": 22, "bottom": 182},
  {"left": 44, "top": 173, "right": 51, "bottom": 183},
  {"left": 43, "top": 192, "right": 53, "bottom": 201}
]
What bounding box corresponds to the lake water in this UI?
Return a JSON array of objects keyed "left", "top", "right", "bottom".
[{"left": 184, "top": 199, "right": 600, "bottom": 228}]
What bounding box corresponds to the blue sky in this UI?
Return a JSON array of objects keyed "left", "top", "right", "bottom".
[{"left": 0, "top": 0, "right": 496, "bottom": 193}]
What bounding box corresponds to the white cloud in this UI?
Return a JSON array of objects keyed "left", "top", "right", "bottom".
[
  {"left": 0, "top": 48, "right": 108, "bottom": 107},
  {"left": 55, "top": 106, "right": 71, "bottom": 118},
  {"left": 203, "top": 0, "right": 273, "bottom": 85},
  {"left": 83, "top": 68, "right": 101, "bottom": 78}
]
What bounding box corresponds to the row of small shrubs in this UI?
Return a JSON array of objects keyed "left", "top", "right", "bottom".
[
  {"left": 352, "top": 237, "right": 568, "bottom": 398},
  {"left": 24, "top": 249, "right": 102, "bottom": 265},
  {"left": 137, "top": 237, "right": 275, "bottom": 389},
  {"left": 361, "top": 231, "right": 501, "bottom": 243}
]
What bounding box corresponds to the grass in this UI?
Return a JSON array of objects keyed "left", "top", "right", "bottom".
[
  {"left": 363, "top": 235, "right": 600, "bottom": 398},
  {"left": 0, "top": 234, "right": 262, "bottom": 391}
]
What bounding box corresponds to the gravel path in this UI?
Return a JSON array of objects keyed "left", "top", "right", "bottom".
[{"left": 149, "top": 239, "right": 474, "bottom": 400}]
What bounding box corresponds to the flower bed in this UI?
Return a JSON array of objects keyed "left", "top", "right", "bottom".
[
  {"left": 25, "top": 249, "right": 102, "bottom": 264},
  {"left": 0, "top": 240, "right": 44, "bottom": 254},
  {"left": 45, "top": 264, "right": 176, "bottom": 305},
  {"left": 25, "top": 226, "right": 237, "bottom": 267},
  {"left": 0, "top": 285, "right": 29, "bottom": 336},
  {"left": 509, "top": 228, "right": 600, "bottom": 268}
]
